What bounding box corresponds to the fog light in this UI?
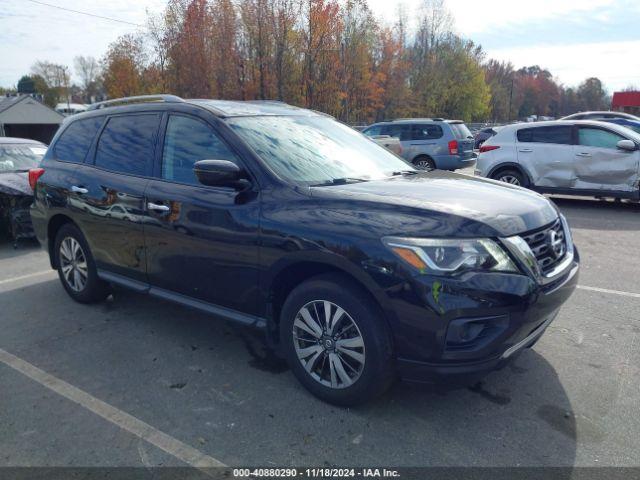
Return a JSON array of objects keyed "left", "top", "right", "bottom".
[{"left": 445, "top": 315, "right": 509, "bottom": 353}]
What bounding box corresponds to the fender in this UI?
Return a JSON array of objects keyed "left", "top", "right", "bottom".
[{"left": 264, "top": 250, "right": 394, "bottom": 309}]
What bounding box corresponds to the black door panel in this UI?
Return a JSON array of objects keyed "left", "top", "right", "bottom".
[
  {"left": 72, "top": 168, "right": 149, "bottom": 281},
  {"left": 71, "top": 113, "right": 161, "bottom": 281},
  {"left": 145, "top": 113, "right": 260, "bottom": 315},
  {"left": 144, "top": 181, "right": 260, "bottom": 315}
]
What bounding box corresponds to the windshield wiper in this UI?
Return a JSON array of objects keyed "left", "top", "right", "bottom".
[
  {"left": 389, "top": 170, "right": 419, "bottom": 177},
  {"left": 311, "top": 177, "right": 370, "bottom": 186}
]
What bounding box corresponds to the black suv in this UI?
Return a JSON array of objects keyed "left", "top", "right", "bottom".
[{"left": 31, "top": 95, "right": 579, "bottom": 405}]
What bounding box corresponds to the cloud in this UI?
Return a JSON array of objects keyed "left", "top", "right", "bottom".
[
  {"left": 0, "top": 0, "right": 164, "bottom": 86},
  {"left": 445, "top": 0, "right": 616, "bottom": 35}
]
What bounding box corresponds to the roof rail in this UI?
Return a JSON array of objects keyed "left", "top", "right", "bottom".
[
  {"left": 87, "top": 94, "right": 185, "bottom": 111},
  {"left": 393, "top": 117, "right": 434, "bottom": 122},
  {"left": 245, "top": 100, "right": 288, "bottom": 104}
]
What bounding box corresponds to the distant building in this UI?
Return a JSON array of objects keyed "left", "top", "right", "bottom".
[
  {"left": 0, "top": 95, "right": 64, "bottom": 144},
  {"left": 612, "top": 91, "right": 640, "bottom": 116},
  {"left": 55, "top": 102, "right": 88, "bottom": 116}
]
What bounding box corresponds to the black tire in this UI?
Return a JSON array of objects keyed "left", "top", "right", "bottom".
[
  {"left": 492, "top": 168, "right": 528, "bottom": 188},
  {"left": 280, "top": 273, "right": 395, "bottom": 406},
  {"left": 54, "top": 223, "right": 110, "bottom": 303},
  {"left": 413, "top": 156, "right": 436, "bottom": 171}
]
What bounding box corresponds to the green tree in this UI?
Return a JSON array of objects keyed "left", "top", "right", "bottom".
[{"left": 577, "top": 77, "right": 608, "bottom": 111}]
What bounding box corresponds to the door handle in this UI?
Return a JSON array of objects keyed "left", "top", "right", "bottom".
[
  {"left": 576, "top": 152, "right": 592, "bottom": 157},
  {"left": 518, "top": 148, "right": 533, "bottom": 153},
  {"left": 71, "top": 186, "right": 88, "bottom": 194},
  {"left": 147, "top": 202, "right": 170, "bottom": 213}
]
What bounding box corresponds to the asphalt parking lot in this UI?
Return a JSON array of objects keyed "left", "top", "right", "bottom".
[{"left": 1, "top": 188, "right": 639, "bottom": 470}]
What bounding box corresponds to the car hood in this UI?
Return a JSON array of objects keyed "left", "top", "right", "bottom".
[
  {"left": 0, "top": 172, "right": 32, "bottom": 196},
  {"left": 309, "top": 171, "right": 558, "bottom": 237}
]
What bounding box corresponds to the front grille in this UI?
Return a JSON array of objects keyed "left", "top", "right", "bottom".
[{"left": 521, "top": 218, "right": 567, "bottom": 275}]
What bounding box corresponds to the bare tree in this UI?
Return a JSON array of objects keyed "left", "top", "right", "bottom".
[
  {"left": 31, "top": 60, "right": 71, "bottom": 105},
  {"left": 74, "top": 56, "right": 100, "bottom": 102}
]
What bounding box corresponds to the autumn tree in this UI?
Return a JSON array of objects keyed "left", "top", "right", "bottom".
[
  {"left": 63, "top": 0, "right": 617, "bottom": 122},
  {"left": 101, "top": 34, "right": 148, "bottom": 98},
  {"left": 165, "top": 0, "right": 213, "bottom": 97},
  {"left": 302, "top": 0, "right": 343, "bottom": 116},
  {"left": 485, "top": 59, "right": 514, "bottom": 122},
  {"left": 338, "top": 0, "right": 382, "bottom": 123},
  {"left": 375, "top": 22, "right": 412, "bottom": 121},
  {"left": 270, "top": 0, "right": 303, "bottom": 102},
  {"left": 210, "top": 0, "right": 244, "bottom": 99}
]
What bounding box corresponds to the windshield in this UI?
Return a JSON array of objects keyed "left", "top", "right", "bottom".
[
  {"left": 449, "top": 123, "right": 473, "bottom": 139},
  {"left": 227, "top": 115, "right": 415, "bottom": 184},
  {"left": 0, "top": 144, "right": 47, "bottom": 172}
]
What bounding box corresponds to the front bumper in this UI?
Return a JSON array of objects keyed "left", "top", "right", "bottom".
[
  {"left": 397, "top": 307, "right": 560, "bottom": 385},
  {"left": 1, "top": 195, "right": 35, "bottom": 241},
  {"left": 386, "top": 254, "right": 579, "bottom": 385}
]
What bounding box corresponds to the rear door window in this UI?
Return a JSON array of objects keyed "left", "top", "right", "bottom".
[
  {"left": 448, "top": 123, "right": 473, "bottom": 140},
  {"left": 161, "top": 115, "right": 240, "bottom": 185},
  {"left": 54, "top": 117, "right": 104, "bottom": 163},
  {"left": 94, "top": 114, "right": 160, "bottom": 176},
  {"left": 382, "top": 124, "right": 412, "bottom": 141},
  {"left": 411, "top": 124, "right": 443, "bottom": 140},
  {"left": 517, "top": 126, "right": 572, "bottom": 145},
  {"left": 578, "top": 127, "right": 625, "bottom": 149}
]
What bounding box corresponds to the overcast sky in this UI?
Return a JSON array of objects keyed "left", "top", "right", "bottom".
[{"left": 1, "top": 0, "right": 639, "bottom": 92}]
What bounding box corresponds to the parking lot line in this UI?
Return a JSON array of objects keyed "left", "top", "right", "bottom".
[
  {"left": 0, "top": 270, "right": 55, "bottom": 286},
  {"left": 577, "top": 285, "right": 640, "bottom": 299},
  {"left": 0, "top": 347, "right": 227, "bottom": 470}
]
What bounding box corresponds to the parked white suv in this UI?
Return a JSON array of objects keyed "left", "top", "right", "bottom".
[{"left": 475, "top": 120, "right": 640, "bottom": 200}]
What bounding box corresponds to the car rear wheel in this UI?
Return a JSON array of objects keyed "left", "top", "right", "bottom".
[
  {"left": 413, "top": 156, "right": 436, "bottom": 171},
  {"left": 54, "top": 223, "right": 110, "bottom": 303},
  {"left": 492, "top": 169, "right": 527, "bottom": 187},
  {"left": 280, "top": 273, "right": 395, "bottom": 406}
]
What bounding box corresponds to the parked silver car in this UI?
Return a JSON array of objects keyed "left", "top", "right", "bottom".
[
  {"left": 362, "top": 119, "right": 477, "bottom": 170},
  {"left": 561, "top": 111, "right": 640, "bottom": 121},
  {"left": 475, "top": 120, "right": 640, "bottom": 200}
]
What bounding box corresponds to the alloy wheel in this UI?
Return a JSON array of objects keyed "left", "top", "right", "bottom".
[
  {"left": 59, "top": 237, "right": 88, "bottom": 292},
  {"left": 292, "top": 300, "right": 365, "bottom": 389},
  {"left": 416, "top": 159, "right": 435, "bottom": 171},
  {"left": 498, "top": 174, "right": 521, "bottom": 185}
]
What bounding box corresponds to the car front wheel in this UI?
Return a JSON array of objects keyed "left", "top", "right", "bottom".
[{"left": 280, "top": 274, "right": 395, "bottom": 406}]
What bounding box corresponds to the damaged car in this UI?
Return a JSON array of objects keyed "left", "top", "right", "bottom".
[
  {"left": 475, "top": 120, "right": 640, "bottom": 200},
  {"left": 0, "top": 137, "right": 48, "bottom": 244}
]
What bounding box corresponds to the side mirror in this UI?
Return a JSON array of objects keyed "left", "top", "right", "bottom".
[
  {"left": 193, "top": 160, "right": 248, "bottom": 188},
  {"left": 617, "top": 139, "right": 637, "bottom": 152}
]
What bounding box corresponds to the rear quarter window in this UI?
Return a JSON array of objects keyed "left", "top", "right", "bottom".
[
  {"left": 517, "top": 126, "right": 572, "bottom": 145},
  {"left": 448, "top": 123, "right": 472, "bottom": 140},
  {"left": 53, "top": 117, "right": 104, "bottom": 163},
  {"left": 412, "top": 124, "right": 443, "bottom": 140}
]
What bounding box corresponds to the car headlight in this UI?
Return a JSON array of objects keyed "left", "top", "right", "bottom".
[{"left": 382, "top": 237, "right": 518, "bottom": 275}]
